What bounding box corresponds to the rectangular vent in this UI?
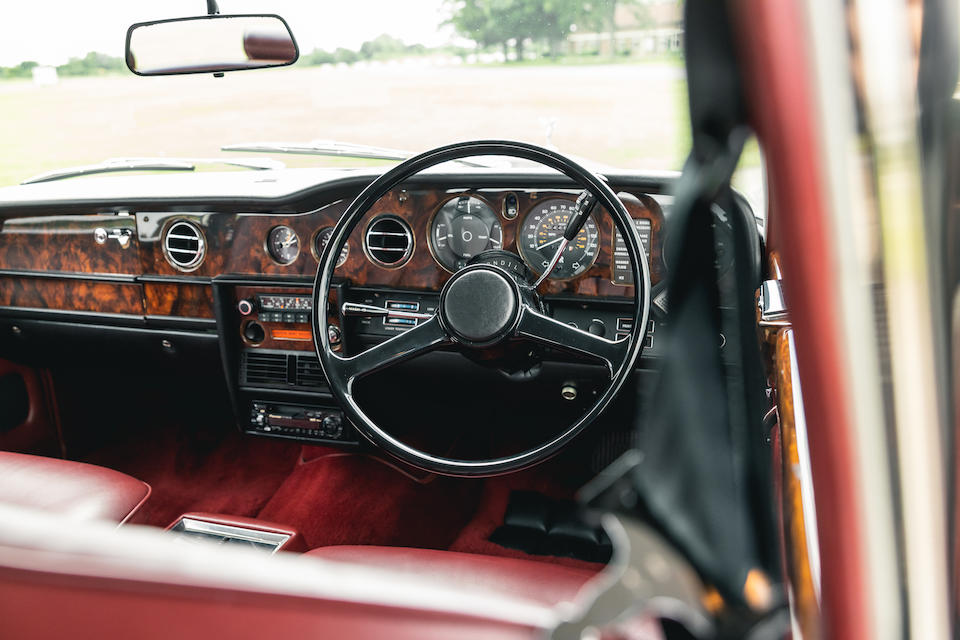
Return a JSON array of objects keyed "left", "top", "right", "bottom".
[
  {"left": 296, "top": 355, "right": 326, "bottom": 388},
  {"left": 241, "top": 352, "right": 288, "bottom": 387},
  {"left": 241, "top": 351, "right": 327, "bottom": 390}
]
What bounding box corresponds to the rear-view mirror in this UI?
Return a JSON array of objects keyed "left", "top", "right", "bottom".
[{"left": 126, "top": 14, "right": 298, "bottom": 76}]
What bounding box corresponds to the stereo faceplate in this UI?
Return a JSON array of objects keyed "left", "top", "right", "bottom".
[{"left": 247, "top": 402, "right": 358, "bottom": 445}]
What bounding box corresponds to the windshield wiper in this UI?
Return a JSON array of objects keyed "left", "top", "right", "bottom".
[
  {"left": 221, "top": 139, "right": 502, "bottom": 168},
  {"left": 223, "top": 140, "right": 411, "bottom": 161},
  {"left": 21, "top": 157, "right": 286, "bottom": 185}
]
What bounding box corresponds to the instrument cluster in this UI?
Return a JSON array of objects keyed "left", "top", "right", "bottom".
[{"left": 255, "top": 187, "right": 663, "bottom": 295}]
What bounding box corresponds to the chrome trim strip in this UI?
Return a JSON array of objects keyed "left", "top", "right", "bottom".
[
  {"left": 759, "top": 279, "right": 787, "bottom": 322},
  {"left": 0, "top": 307, "right": 144, "bottom": 322},
  {"left": 0, "top": 269, "right": 138, "bottom": 283},
  {"left": 787, "top": 331, "right": 821, "bottom": 602},
  {"left": 176, "top": 517, "right": 290, "bottom": 552}
]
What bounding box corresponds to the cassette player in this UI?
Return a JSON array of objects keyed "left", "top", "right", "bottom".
[{"left": 247, "top": 402, "right": 358, "bottom": 445}]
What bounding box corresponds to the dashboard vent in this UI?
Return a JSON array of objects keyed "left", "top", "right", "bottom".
[
  {"left": 163, "top": 221, "right": 205, "bottom": 271},
  {"left": 365, "top": 216, "right": 413, "bottom": 267},
  {"left": 241, "top": 351, "right": 327, "bottom": 389},
  {"left": 242, "top": 351, "right": 288, "bottom": 387},
  {"left": 295, "top": 355, "right": 326, "bottom": 388}
]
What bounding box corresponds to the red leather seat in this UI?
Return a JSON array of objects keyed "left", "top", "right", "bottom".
[
  {"left": 0, "top": 452, "right": 150, "bottom": 524},
  {"left": 305, "top": 545, "right": 601, "bottom": 607}
]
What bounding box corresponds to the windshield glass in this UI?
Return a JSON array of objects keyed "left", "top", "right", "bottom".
[{"left": 0, "top": 0, "right": 761, "bottom": 209}]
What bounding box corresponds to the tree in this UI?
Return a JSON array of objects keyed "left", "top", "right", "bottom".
[
  {"left": 333, "top": 48, "right": 360, "bottom": 64},
  {"left": 447, "top": 0, "right": 584, "bottom": 61},
  {"left": 303, "top": 48, "right": 336, "bottom": 65},
  {"left": 57, "top": 52, "right": 124, "bottom": 76},
  {"left": 359, "top": 34, "right": 407, "bottom": 60},
  {"left": 445, "top": 0, "right": 507, "bottom": 55}
]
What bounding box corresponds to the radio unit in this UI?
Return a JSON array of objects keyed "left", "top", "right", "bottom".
[
  {"left": 257, "top": 295, "right": 312, "bottom": 324},
  {"left": 247, "top": 402, "right": 358, "bottom": 445}
]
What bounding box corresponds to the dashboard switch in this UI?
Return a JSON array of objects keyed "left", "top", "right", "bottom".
[
  {"left": 238, "top": 299, "right": 255, "bottom": 316},
  {"left": 587, "top": 320, "right": 606, "bottom": 337}
]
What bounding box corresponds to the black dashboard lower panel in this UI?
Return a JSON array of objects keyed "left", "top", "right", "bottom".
[{"left": 0, "top": 317, "right": 221, "bottom": 372}]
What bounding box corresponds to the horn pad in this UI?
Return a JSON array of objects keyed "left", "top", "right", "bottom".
[{"left": 440, "top": 266, "right": 519, "bottom": 346}]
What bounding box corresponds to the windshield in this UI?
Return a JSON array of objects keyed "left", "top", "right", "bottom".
[{"left": 0, "top": 0, "right": 761, "bottom": 209}]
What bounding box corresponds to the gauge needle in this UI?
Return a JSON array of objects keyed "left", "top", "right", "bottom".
[
  {"left": 533, "top": 237, "right": 570, "bottom": 288},
  {"left": 282, "top": 236, "right": 296, "bottom": 247},
  {"left": 536, "top": 237, "right": 564, "bottom": 250}
]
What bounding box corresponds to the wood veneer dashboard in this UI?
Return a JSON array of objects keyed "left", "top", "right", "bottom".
[{"left": 0, "top": 185, "right": 666, "bottom": 326}]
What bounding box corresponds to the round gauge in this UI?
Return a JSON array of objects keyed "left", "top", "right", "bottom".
[
  {"left": 266, "top": 225, "right": 300, "bottom": 265},
  {"left": 518, "top": 198, "right": 600, "bottom": 280},
  {"left": 312, "top": 227, "right": 349, "bottom": 267},
  {"left": 429, "top": 195, "right": 503, "bottom": 272}
]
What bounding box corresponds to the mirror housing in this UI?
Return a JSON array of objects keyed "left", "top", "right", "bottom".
[{"left": 125, "top": 14, "right": 298, "bottom": 76}]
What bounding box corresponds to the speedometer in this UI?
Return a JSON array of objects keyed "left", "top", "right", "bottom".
[
  {"left": 312, "top": 226, "right": 350, "bottom": 267},
  {"left": 429, "top": 195, "right": 503, "bottom": 272},
  {"left": 518, "top": 199, "right": 599, "bottom": 280}
]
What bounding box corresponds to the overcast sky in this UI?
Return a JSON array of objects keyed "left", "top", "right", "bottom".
[{"left": 0, "top": 0, "right": 454, "bottom": 66}]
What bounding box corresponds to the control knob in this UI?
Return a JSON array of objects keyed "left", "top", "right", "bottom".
[
  {"left": 238, "top": 299, "right": 255, "bottom": 316},
  {"left": 322, "top": 415, "right": 343, "bottom": 439}
]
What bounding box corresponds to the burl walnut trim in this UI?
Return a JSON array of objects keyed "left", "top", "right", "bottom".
[
  {"left": 144, "top": 282, "right": 215, "bottom": 319},
  {"left": 0, "top": 275, "right": 143, "bottom": 315}
]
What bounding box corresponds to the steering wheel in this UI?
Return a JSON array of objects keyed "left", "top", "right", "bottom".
[{"left": 313, "top": 140, "right": 650, "bottom": 477}]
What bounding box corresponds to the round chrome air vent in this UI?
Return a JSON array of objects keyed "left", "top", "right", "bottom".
[
  {"left": 162, "top": 220, "right": 205, "bottom": 272},
  {"left": 364, "top": 215, "right": 413, "bottom": 268}
]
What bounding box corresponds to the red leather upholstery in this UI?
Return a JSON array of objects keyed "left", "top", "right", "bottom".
[
  {"left": 0, "top": 452, "right": 150, "bottom": 524},
  {"left": 305, "top": 546, "right": 601, "bottom": 607}
]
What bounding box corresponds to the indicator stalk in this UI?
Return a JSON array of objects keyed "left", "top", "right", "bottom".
[
  {"left": 532, "top": 190, "right": 597, "bottom": 288},
  {"left": 341, "top": 302, "right": 433, "bottom": 321}
]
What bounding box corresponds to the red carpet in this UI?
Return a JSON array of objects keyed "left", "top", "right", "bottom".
[
  {"left": 258, "top": 450, "right": 483, "bottom": 550},
  {"left": 82, "top": 428, "right": 301, "bottom": 528},
  {"left": 73, "top": 418, "right": 603, "bottom": 570}
]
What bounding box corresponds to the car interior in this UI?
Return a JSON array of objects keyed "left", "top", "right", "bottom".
[{"left": 1, "top": 0, "right": 957, "bottom": 638}]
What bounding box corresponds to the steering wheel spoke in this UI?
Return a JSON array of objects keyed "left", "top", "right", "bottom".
[
  {"left": 331, "top": 315, "right": 449, "bottom": 386},
  {"left": 516, "top": 306, "right": 630, "bottom": 377}
]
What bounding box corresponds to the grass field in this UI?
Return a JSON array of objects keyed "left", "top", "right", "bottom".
[{"left": 0, "top": 62, "right": 694, "bottom": 186}]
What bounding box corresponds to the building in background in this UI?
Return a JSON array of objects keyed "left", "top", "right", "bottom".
[{"left": 567, "top": 1, "right": 683, "bottom": 58}]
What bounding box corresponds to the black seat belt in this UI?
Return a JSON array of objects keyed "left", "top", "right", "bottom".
[{"left": 577, "top": 0, "right": 784, "bottom": 636}]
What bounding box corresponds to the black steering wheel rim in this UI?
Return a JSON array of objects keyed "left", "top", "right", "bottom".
[{"left": 312, "top": 140, "right": 650, "bottom": 477}]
